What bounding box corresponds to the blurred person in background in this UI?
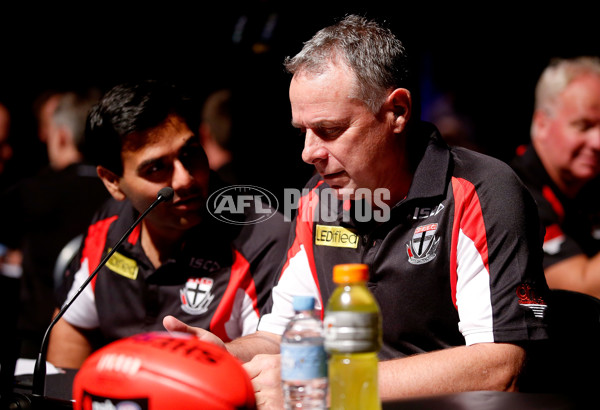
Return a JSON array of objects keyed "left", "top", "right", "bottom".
[
  {"left": 0, "top": 87, "right": 110, "bottom": 358},
  {"left": 0, "top": 100, "right": 20, "bottom": 396},
  {"left": 33, "top": 90, "right": 63, "bottom": 146},
  {"left": 511, "top": 56, "right": 600, "bottom": 299},
  {"left": 0, "top": 102, "right": 14, "bottom": 179},
  {"left": 198, "top": 88, "right": 240, "bottom": 185}
]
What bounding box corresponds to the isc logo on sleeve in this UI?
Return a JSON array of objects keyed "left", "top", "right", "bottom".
[{"left": 315, "top": 225, "right": 359, "bottom": 248}]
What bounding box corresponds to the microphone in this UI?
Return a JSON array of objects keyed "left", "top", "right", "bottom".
[{"left": 31, "top": 187, "right": 175, "bottom": 400}]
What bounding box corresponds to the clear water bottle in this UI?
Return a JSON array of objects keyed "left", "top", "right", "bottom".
[
  {"left": 325, "top": 263, "right": 382, "bottom": 410},
  {"left": 281, "top": 295, "right": 328, "bottom": 409}
]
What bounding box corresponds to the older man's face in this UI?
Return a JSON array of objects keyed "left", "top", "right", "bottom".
[{"left": 290, "top": 63, "right": 402, "bottom": 201}]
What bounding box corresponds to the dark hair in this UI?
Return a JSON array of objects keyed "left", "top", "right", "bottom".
[{"left": 83, "top": 80, "right": 199, "bottom": 175}]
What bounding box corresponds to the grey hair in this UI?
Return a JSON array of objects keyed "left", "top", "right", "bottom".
[
  {"left": 53, "top": 89, "right": 102, "bottom": 150},
  {"left": 284, "top": 14, "right": 409, "bottom": 113},
  {"left": 532, "top": 56, "right": 600, "bottom": 135}
]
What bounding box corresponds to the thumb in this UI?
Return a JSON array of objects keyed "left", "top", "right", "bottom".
[
  {"left": 163, "top": 315, "right": 194, "bottom": 334},
  {"left": 162, "top": 315, "right": 226, "bottom": 348}
]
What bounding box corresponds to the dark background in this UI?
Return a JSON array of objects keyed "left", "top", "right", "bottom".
[{"left": 1, "top": 2, "right": 598, "bottom": 194}]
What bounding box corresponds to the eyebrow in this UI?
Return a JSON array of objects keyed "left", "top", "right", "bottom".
[
  {"left": 135, "top": 134, "right": 199, "bottom": 172},
  {"left": 136, "top": 156, "right": 162, "bottom": 174},
  {"left": 290, "top": 119, "right": 346, "bottom": 129}
]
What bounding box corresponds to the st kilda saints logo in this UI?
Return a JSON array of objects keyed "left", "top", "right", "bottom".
[
  {"left": 406, "top": 223, "right": 440, "bottom": 265},
  {"left": 180, "top": 278, "right": 215, "bottom": 315}
]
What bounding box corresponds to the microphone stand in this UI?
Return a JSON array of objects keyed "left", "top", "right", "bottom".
[{"left": 31, "top": 187, "right": 174, "bottom": 400}]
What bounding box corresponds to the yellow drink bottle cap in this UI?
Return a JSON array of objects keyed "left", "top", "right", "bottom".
[{"left": 333, "top": 263, "right": 369, "bottom": 283}]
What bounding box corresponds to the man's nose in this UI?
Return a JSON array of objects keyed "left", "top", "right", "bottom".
[
  {"left": 301, "top": 130, "right": 328, "bottom": 165},
  {"left": 171, "top": 159, "right": 195, "bottom": 190},
  {"left": 588, "top": 125, "right": 600, "bottom": 150}
]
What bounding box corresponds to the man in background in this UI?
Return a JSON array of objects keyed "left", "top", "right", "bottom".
[
  {"left": 0, "top": 87, "right": 110, "bottom": 358},
  {"left": 511, "top": 56, "right": 600, "bottom": 299},
  {"left": 199, "top": 88, "right": 240, "bottom": 185},
  {"left": 0, "top": 102, "right": 13, "bottom": 180}
]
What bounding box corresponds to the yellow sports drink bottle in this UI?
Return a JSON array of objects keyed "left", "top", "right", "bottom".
[{"left": 324, "top": 263, "right": 382, "bottom": 410}]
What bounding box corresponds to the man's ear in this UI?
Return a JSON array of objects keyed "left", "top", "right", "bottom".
[
  {"left": 387, "top": 88, "right": 412, "bottom": 133},
  {"left": 531, "top": 109, "right": 550, "bottom": 141},
  {"left": 97, "top": 165, "right": 126, "bottom": 201},
  {"left": 56, "top": 126, "right": 70, "bottom": 148}
]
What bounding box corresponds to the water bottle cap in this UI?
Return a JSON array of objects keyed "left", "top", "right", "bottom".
[
  {"left": 292, "top": 295, "right": 316, "bottom": 311},
  {"left": 333, "top": 264, "right": 369, "bottom": 283}
]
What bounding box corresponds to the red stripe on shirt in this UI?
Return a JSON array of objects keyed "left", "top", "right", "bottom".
[
  {"left": 128, "top": 224, "right": 141, "bottom": 245},
  {"left": 515, "top": 144, "right": 528, "bottom": 157},
  {"left": 542, "top": 185, "right": 564, "bottom": 221},
  {"left": 209, "top": 247, "right": 253, "bottom": 342},
  {"left": 82, "top": 215, "right": 118, "bottom": 291},
  {"left": 280, "top": 181, "right": 324, "bottom": 318},
  {"left": 544, "top": 223, "right": 564, "bottom": 242},
  {"left": 450, "top": 177, "right": 490, "bottom": 308}
]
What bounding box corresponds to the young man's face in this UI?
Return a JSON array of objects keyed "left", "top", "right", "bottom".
[{"left": 116, "top": 114, "right": 210, "bottom": 234}]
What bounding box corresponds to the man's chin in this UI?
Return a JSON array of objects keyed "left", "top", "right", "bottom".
[
  {"left": 329, "top": 186, "right": 358, "bottom": 200},
  {"left": 574, "top": 165, "right": 600, "bottom": 182},
  {"left": 175, "top": 214, "right": 204, "bottom": 230}
]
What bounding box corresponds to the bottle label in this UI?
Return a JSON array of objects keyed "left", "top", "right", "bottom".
[
  {"left": 324, "top": 311, "right": 381, "bottom": 353},
  {"left": 280, "top": 344, "right": 328, "bottom": 380}
]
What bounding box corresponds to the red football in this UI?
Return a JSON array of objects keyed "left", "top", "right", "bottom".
[{"left": 72, "top": 331, "right": 256, "bottom": 410}]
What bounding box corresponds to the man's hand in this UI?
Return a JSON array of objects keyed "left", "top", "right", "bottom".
[
  {"left": 162, "top": 315, "right": 226, "bottom": 349},
  {"left": 243, "top": 354, "right": 284, "bottom": 410}
]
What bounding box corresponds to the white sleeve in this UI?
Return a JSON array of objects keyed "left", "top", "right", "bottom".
[
  {"left": 224, "top": 288, "right": 261, "bottom": 339},
  {"left": 61, "top": 258, "right": 100, "bottom": 329},
  {"left": 257, "top": 244, "right": 321, "bottom": 335},
  {"left": 456, "top": 228, "right": 494, "bottom": 345}
]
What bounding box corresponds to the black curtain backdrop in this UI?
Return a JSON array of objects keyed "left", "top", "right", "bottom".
[{"left": 1, "top": 2, "right": 597, "bottom": 189}]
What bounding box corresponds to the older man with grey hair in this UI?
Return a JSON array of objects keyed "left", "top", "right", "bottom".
[
  {"left": 512, "top": 56, "right": 600, "bottom": 298},
  {"left": 166, "top": 15, "right": 550, "bottom": 407}
]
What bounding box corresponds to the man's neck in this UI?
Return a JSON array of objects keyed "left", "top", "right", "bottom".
[
  {"left": 140, "top": 222, "right": 184, "bottom": 268},
  {"left": 535, "top": 144, "right": 584, "bottom": 198}
]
